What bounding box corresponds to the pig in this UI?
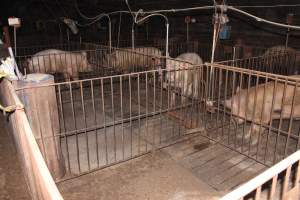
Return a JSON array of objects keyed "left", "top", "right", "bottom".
[
  {"left": 103, "top": 47, "right": 162, "bottom": 73},
  {"left": 165, "top": 52, "right": 203, "bottom": 105},
  {"left": 224, "top": 75, "right": 300, "bottom": 144},
  {"left": 263, "top": 46, "right": 300, "bottom": 75},
  {"left": 26, "top": 49, "right": 93, "bottom": 81}
]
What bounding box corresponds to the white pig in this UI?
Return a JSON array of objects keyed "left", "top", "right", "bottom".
[
  {"left": 224, "top": 75, "right": 300, "bottom": 144},
  {"left": 103, "top": 47, "right": 162, "bottom": 73},
  {"left": 26, "top": 49, "right": 93, "bottom": 81},
  {"left": 165, "top": 52, "right": 203, "bottom": 105}
]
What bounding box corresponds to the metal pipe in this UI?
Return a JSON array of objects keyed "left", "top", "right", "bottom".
[
  {"left": 131, "top": 22, "right": 135, "bottom": 50},
  {"left": 166, "top": 23, "right": 169, "bottom": 57},
  {"left": 117, "top": 13, "right": 122, "bottom": 48},
  {"left": 14, "top": 26, "right": 17, "bottom": 56}
]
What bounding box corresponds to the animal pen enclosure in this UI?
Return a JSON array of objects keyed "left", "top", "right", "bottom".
[{"left": 10, "top": 44, "right": 300, "bottom": 199}]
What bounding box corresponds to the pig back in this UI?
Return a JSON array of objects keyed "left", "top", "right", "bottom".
[
  {"left": 110, "top": 47, "right": 162, "bottom": 73},
  {"left": 263, "top": 46, "right": 298, "bottom": 75},
  {"left": 28, "top": 49, "right": 87, "bottom": 78},
  {"left": 244, "top": 81, "right": 300, "bottom": 121}
]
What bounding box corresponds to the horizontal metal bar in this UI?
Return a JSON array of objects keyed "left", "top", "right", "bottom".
[{"left": 220, "top": 150, "right": 300, "bottom": 200}]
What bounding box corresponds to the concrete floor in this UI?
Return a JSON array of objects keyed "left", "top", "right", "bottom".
[
  {"left": 0, "top": 116, "right": 30, "bottom": 200},
  {"left": 58, "top": 150, "right": 221, "bottom": 200}
]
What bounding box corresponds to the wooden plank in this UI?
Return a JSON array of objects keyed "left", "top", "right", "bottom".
[
  {"left": 194, "top": 150, "right": 241, "bottom": 177},
  {"left": 197, "top": 152, "right": 248, "bottom": 182},
  {"left": 15, "top": 74, "right": 66, "bottom": 180},
  {"left": 190, "top": 147, "right": 233, "bottom": 171},
  {"left": 209, "top": 158, "right": 257, "bottom": 186},
  {"left": 218, "top": 163, "right": 266, "bottom": 191},
  {"left": 0, "top": 79, "right": 64, "bottom": 200}
]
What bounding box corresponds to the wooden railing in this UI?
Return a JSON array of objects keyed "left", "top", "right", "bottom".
[{"left": 0, "top": 79, "right": 63, "bottom": 200}]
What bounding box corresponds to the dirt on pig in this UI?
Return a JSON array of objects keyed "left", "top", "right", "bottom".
[{"left": 58, "top": 151, "right": 220, "bottom": 200}]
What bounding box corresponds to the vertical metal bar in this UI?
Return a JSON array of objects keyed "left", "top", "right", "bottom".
[
  {"left": 129, "top": 75, "right": 133, "bottom": 157},
  {"left": 241, "top": 71, "right": 251, "bottom": 153},
  {"left": 69, "top": 82, "right": 81, "bottom": 173},
  {"left": 269, "top": 175, "right": 278, "bottom": 200},
  {"left": 253, "top": 76, "right": 268, "bottom": 159},
  {"left": 229, "top": 71, "right": 237, "bottom": 146},
  {"left": 120, "top": 76, "right": 125, "bottom": 160},
  {"left": 145, "top": 72, "right": 149, "bottom": 151},
  {"left": 180, "top": 67, "right": 185, "bottom": 136},
  {"left": 234, "top": 71, "right": 243, "bottom": 149},
  {"left": 254, "top": 186, "right": 261, "bottom": 200},
  {"left": 100, "top": 79, "right": 108, "bottom": 164},
  {"left": 90, "top": 80, "right": 100, "bottom": 167},
  {"left": 80, "top": 81, "right": 90, "bottom": 171},
  {"left": 58, "top": 85, "right": 70, "bottom": 172},
  {"left": 263, "top": 78, "right": 278, "bottom": 163},
  {"left": 246, "top": 72, "right": 259, "bottom": 156},
  {"left": 110, "top": 77, "right": 117, "bottom": 161},
  {"left": 152, "top": 71, "right": 156, "bottom": 149},
  {"left": 137, "top": 74, "right": 141, "bottom": 154},
  {"left": 216, "top": 67, "right": 222, "bottom": 138},
  {"left": 284, "top": 80, "right": 298, "bottom": 157},
  {"left": 222, "top": 69, "right": 229, "bottom": 140},
  {"left": 159, "top": 69, "right": 163, "bottom": 144},
  {"left": 282, "top": 165, "right": 292, "bottom": 199},
  {"left": 273, "top": 79, "right": 288, "bottom": 164}
]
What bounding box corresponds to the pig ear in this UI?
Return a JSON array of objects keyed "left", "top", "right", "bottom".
[{"left": 236, "top": 86, "right": 241, "bottom": 93}]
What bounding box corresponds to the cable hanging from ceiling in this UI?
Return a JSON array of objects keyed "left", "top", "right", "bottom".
[{"left": 72, "top": 1, "right": 300, "bottom": 30}]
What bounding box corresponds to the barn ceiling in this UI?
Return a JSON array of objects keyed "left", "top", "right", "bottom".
[{"left": 1, "top": 0, "right": 300, "bottom": 21}]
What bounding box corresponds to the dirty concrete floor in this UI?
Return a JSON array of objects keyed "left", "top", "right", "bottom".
[
  {"left": 0, "top": 116, "right": 30, "bottom": 200},
  {"left": 58, "top": 151, "right": 221, "bottom": 200}
]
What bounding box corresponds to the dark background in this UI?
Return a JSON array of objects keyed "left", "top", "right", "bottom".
[{"left": 1, "top": 0, "right": 300, "bottom": 48}]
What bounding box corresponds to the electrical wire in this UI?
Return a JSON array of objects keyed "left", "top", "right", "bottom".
[
  {"left": 228, "top": 6, "right": 300, "bottom": 30},
  {"left": 75, "top": 0, "right": 104, "bottom": 20},
  {"left": 72, "top": 3, "right": 300, "bottom": 30},
  {"left": 125, "top": 0, "right": 135, "bottom": 20},
  {"left": 75, "top": 14, "right": 109, "bottom": 27},
  {"left": 234, "top": 4, "right": 300, "bottom": 8}
]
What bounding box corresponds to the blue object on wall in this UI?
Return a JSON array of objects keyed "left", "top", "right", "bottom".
[{"left": 220, "top": 25, "right": 231, "bottom": 40}]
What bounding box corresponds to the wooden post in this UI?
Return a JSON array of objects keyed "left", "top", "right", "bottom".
[{"left": 14, "top": 73, "right": 65, "bottom": 180}]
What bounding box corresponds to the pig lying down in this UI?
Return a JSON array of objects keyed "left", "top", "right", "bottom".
[
  {"left": 103, "top": 47, "right": 162, "bottom": 73},
  {"left": 224, "top": 75, "right": 300, "bottom": 144},
  {"left": 165, "top": 52, "right": 203, "bottom": 105},
  {"left": 26, "top": 49, "right": 93, "bottom": 81}
]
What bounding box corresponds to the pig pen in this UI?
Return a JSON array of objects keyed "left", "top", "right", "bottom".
[
  {"left": 14, "top": 50, "right": 300, "bottom": 199},
  {"left": 14, "top": 39, "right": 280, "bottom": 83}
]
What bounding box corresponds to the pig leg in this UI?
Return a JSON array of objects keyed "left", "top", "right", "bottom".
[
  {"left": 166, "top": 91, "right": 178, "bottom": 119},
  {"left": 246, "top": 116, "right": 270, "bottom": 145},
  {"left": 245, "top": 124, "right": 262, "bottom": 145}
]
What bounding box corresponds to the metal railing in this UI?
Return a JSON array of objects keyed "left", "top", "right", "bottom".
[
  {"left": 8, "top": 42, "right": 300, "bottom": 197},
  {"left": 220, "top": 150, "right": 300, "bottom": 200}
]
